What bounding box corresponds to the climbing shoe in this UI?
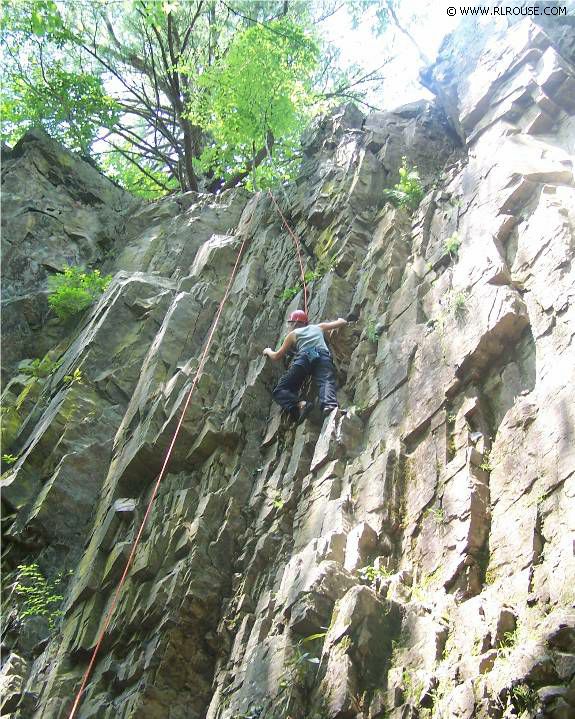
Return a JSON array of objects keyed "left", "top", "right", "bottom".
[
  {"left": 322, "top": 405, "right": 338, "bottom": 417},
  {"left": 297, "top": 401, "right": 314, "bottom": 424}
]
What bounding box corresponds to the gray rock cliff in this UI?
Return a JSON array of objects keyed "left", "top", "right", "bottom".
[{"left": 1, "top": 14, "right": 574, "bottom": 719}]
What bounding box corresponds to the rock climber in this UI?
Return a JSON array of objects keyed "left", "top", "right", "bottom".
[{"left": 263, "top": 310, "right": 348, "bottom": 423}]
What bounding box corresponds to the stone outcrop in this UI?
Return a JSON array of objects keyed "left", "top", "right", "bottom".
[{"left": 1, "top": 12, "right": 574, "bottom": 719}]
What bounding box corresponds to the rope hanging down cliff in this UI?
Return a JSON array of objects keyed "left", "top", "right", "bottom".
[
  {"left": 67, "top": 191, "right": 310, "bottom": 718},
  {"left": 67, "top": 229, "right": 252, "bottom": 718},
  {"left": 267, "top": 188, "right": 309, "bottom": 315}
]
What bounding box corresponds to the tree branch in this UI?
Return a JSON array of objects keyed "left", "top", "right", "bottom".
[
  {"left": 209, "top": 130, "right": 275, "bottom": 192},
  {"left": 105, "top": 140, "right": 173, "bottom": 191}
]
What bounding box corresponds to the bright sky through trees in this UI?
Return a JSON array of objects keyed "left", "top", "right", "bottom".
[{"left": 323, "top": 1, "right": 459, "bottom": 108}]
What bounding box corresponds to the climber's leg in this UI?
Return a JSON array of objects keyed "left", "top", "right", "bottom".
[
  {"left": 272, "top": 354, "right": 311, "bottom": 420},
  {"left": 312, "top": 350, "right": 338, "bottom": 414}
]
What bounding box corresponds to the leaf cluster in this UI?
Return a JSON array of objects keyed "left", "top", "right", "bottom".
[
  {"left": 188, "top": 17, "right": 319, "bottom": 187},
  {"left": 383, "top": 157, "right": 424, "bottom": 211},
  {"left": 2, "top": 2, "right": 118, "bottom": 152},
  {"left": 14, "top": 563, "right": 65, "bottom": 629},
  {"left": 48, "top": 267, "right": 112, "bottom": 322},
  {"left": 1, "top": 1, "right": 402, "bottom": 194},
  {"left": 365, "top": 318, "right": 379, "bottom": 343},
  {"left": 443, "top": 232, "right": 461, "bottom": 259},
  {"left": 21, "top": 355, "right": 62, "bottom": 379},
  {"left": 358, "top": 564, "right": 391, "bottom": 584}
]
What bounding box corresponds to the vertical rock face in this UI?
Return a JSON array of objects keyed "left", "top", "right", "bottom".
[{"left": 1, "top": 16, "right": 574, "bottom": 719}]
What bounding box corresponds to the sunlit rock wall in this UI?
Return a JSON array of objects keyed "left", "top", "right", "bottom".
[{"left": 1, "top": 14, "right": 574, "bottom": 719}]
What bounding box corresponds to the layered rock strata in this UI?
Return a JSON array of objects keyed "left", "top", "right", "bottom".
[{"left": 1, "top": 14, "right": 574, "bottom": 719}]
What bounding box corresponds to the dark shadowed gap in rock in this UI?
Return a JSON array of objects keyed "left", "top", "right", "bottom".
[{"left": 481, "top": 324, "right": 537, "bottom": 438}]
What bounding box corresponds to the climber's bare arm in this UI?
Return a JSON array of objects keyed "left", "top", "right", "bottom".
[
  {"left": 263, "top": 332, "right": 296, "bottom": 361},
  {"left": 318, "top": 318, "right": 348, "bottom": 332}
]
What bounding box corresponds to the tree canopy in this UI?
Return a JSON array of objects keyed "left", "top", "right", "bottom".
[{"left": 1, "top": 0, "right": 399, "bottom": 197}]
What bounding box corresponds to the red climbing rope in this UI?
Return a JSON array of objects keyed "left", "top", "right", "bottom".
[
  {"left": 67, "top": 230, "right": 251, "bottom": 719},
  {"left": 267, "top": 189, "right": 308, "bottom": 316}
]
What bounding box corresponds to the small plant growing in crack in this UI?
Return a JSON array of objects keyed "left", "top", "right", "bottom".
[
  {"left": 443, "top": 232, "right": 461, "bottom": 259},
  {"left": 479, "top": 451, "right": 492, "bottom": 472},
  {"left": 383, "top": 157, "right": 424, "bottom": 211},
  {"left": 358, "top": 564, "right": 392, "bottom": 586},
  {"left": 508, "top": 683, "right": 538, "bottom": 714},
  {"left": 63, "top": 368, "right": 83, "bottom": 385},
  {"left": 365, "top": 318, "right": 379, "bottom": 343},
  {"left": 14, "top": 563, "right": 65, "bottom": 629},
  {"left": 450, "top": 290, "right": 469, "bottom": 321},
  {"left": 424, "top": 506, "right": 445, "bottom": 524},
  {"left": 268, "top": 491, "right": 284, "bottom": 510}
]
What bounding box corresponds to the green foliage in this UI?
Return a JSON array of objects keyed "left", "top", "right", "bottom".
[
  {"left": 63, "top": 368, "right": 83, "bottom": 386},
  {"left": 1, "top": 0, "right": 398, "bottom": 195},
  {"left": 442, "top": 289, "right": 469, "bottom": 323},
  {"left": 366, "top": 318, "right": 379, "bottom": 343},
  {"left": 451, "top": 291, "right": 467, "bottom": 311},
  {"left": 280, "top": 256, "right": 335, "bottom": 303},
  {"left": 383, "top": 157, "right": 424, "bottom": 211},
  {"left": 14, "top": 563, "right": 65, "bottom": 628},
  {"left": 269, "top": 490, "right": 284, "bottom": 510},
  {"left": 500, "top": 628, "right": 519, "bottom": 653},
  {"left": 509, "top": 683, "right": 538, "bottom": 714},
  {"left": 21, "top": 355, "right": 62, "bottom": 379},
  {"left": 188, "top": 18, "right": 319, "bottom": 188},
  {"left": 479, "top": 451, "right": 492, "bottom": 472},
  {"left": 485, "top": 567, "right": 497, "bottom": 585},
  {"left": 2, "top": 453, "right": 19, "bottom": 465},
  {"left": 48, "top": 267, "right": 111, "bottom": 321},
  {"left": 443, "top": 232, "right": 461, "bottom": 259},
  {"left": 358, "top": 564, "right": 391, "bottom": 585},
  {"left": 3, "top": 0, "right": 73, "bottom": 42},
  {"left": 0, "top": 402, "right": 21, "bottom": 449},
  {"left": 100, "top": 148, "right": 179, "bottom": 199},
  {"left": 401, "top": 667, "right": 425, "bottom": 704},
  {"left": 411, "top": 568, "right": 441, "bottom": 602},
  {"left": 281, "top": 284, "right": 301, "bottom": 302},
  {"left": 2, "top": 0, "right": 117, "bottom": 150},
  {"left": 1, "top": 63, "right": 119, "bottom": 153},
  {"left": 274, "top": 632, "right": 326, "bottom": 715},
  {"left": 15, "top": 380, "right": 37, "bottom": 411},
  {"left": 424, "top": 506, "right": 445, "bottom": 524}
]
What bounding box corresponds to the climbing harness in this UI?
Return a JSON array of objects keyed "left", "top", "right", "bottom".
[
  {"left": 267, "top": 189, "right": 308, "bottom": 316},
  {"left": 67, "top": 231, "right": 251, "bottom": 719}
]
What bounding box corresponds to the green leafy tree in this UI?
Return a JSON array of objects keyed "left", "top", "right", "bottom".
[
  {"left": 1, "top": 1, "right": 392, "bottom": 195},
  {"left": 2, "top": 63, "right": 120, "bottom": 153},
  {"left": 189, "top": 18, "right": 319, "bottom": 190},
  {"left": 1, "top": 0, "right": 119, "bottom": 152}
]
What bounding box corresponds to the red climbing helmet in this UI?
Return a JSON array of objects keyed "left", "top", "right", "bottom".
[{"left": 288, "top": 310, "right": 309, "bottom": 324}]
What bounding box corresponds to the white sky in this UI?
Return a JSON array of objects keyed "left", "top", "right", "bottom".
[{"left": 321, "top": 1, "right": 460, "bottom": 110}]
